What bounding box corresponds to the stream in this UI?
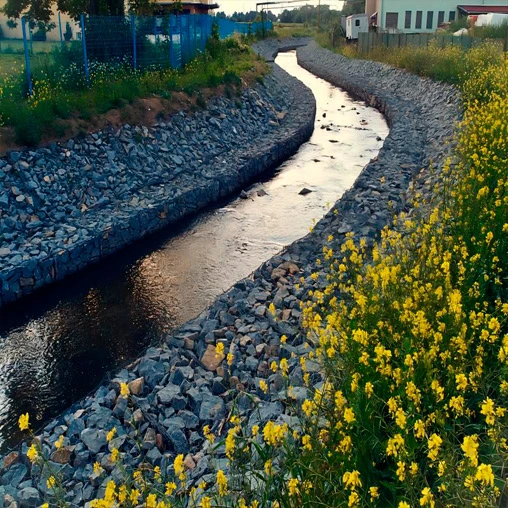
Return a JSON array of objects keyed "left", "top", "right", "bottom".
[{"left": 0, "top": 51, "right": 388, "bottom": 449}]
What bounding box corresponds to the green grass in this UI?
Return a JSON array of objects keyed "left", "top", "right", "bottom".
[
  {"left": 0, "top": 53, "right": 24, "bottom": 78},
  {"left": 0, "top": 39, "right": 60, "bottom": 53},
  {"left": 0, "top": 36, "right": 268, "bottom": 147},
  {"left": 272, "top": 22, "right": 318, "bottom": 39},
  {"left": 316, "top": 35, "right": 505, "bottom": 84}
]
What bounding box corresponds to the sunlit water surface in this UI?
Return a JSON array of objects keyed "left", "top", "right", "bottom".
[{"left": 0, "top": 51, "right": 388, "bottom": 449}]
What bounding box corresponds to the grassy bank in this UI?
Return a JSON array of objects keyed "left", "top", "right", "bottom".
[
  {"left": 317, "top": 35, "right": 506, "bottom": 85},
  {"left": 0, "top": 36, "right": 268, "bottom": 147}
]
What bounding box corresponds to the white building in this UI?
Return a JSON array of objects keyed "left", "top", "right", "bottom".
[{"left": 365, "top": 0, "right": 508, "bottom": 33}]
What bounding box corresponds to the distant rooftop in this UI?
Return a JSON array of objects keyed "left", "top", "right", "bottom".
[{"left": 457, "top": 5, "right": 508, "bottom": 15}]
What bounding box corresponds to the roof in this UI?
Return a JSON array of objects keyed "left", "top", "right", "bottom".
[{"left": 457, "top": 5, "right": 508, "bottom": 15}]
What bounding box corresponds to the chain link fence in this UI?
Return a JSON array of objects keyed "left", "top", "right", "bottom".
[{"left": 10, "top": 14, "right": 272, "bottom": 95}]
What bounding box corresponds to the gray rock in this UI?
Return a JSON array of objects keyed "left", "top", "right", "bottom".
[
  {"left": 80, "top": 429, "right": 107, "bottom": 454},
  {"left": 18, "top": 487, "right": 40, "bottom": 507},
  {"left": 199, "top": 396, "right": 226, "bottom": 421}
]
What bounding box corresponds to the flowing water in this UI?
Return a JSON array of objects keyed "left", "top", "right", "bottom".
[{"left": 0, "top": 51, "right": 389, "bottom": 449}]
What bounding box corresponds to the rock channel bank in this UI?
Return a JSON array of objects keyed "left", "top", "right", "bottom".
[
  {"left": 0, "top": 46, "right": 315, "bottom": 306},
  {"left": 0, "top": 40, "right": 460, "bottom": 507}
]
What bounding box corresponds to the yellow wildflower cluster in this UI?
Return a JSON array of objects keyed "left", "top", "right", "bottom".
[{"left": 281, "top": 45, "right": 508, "bottom": 507}]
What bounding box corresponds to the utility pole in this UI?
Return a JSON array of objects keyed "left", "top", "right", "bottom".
[{"left": 317, "top": 0, "right": 321, "bottom": 32}]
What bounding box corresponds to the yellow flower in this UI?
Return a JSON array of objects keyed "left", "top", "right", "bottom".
[
  {"left": 475, "top": 463, "right": 494, "bottom": 487},
  {"left": 461, "top": 435, "right": 479, "bottom": 466},
  {"left": 46, "top": 476, "right": 56, "bottom": 489},
  {"left": 146, "top": 494, "right": 157, "bottom": 508},
  {"left": 27, "top": 444, "right": 38, "bottom": 463},
  {"left": 174, "top": 454, "right": 185, "bottom": 480},
  {"left": 427, "top": 433, "right": 442, "bottom": 461},
  {"left": 55, "top": 435, "right": 64, "bottom": 449},
  {"left": 130, "top": 488, "right": 140, "bottom": 504},
  {"left": 480, "top": 398, "right": 496, "bottom": 425},
  {"left": 420, "top": 487, "right": 435, "bottom": 507},
  {"left": 344, "top": 407, "right": 356, "bottom": 424},
  {"left": 203, "top": 425, "right": 215, "bottom": 444},
  {"left": 348, "top": 491, "right": 360, "bottom": 507},
  {"left": 265, "top": 459, "right": 273, "bottom": 475},
  {"left": 259, "top": 380, "right": 269, "bottom": 393},
  {"left": 93, "top": 462, "right": 103, "bottom": 475},
  {"left": 217, "top": 469, "right": 228, "bottom": 496},
  {"left": 106, "top": 427, "right": 117, "bottom": 442},
  {"left": 456, "top": 373, "right": 468, "bottom": 391},
  {"left": 165, "top": 481, "right": 177, "bottom": 496},
  {"left": 280, "top": 358, "right": 289, "bottom": 376},
  {"left": 201, "top": 496, "right": 211, "bottom": 508},
  {"left": 111, "top": 448, "right": 119, "bottom": 463},
  {"left": 251, "top": 424, "right": 259, "bottom": 437},
  {"left": 225, "top": 427, "right": 237, "bottom": 459},
  {"left": 396, "top": 461, "right": 406, "bottom": 481},
  {"left": 18, "top": 413, "right": 29, "bottom": 431},
  {"left": 414, "top": 419, "right": 425, "bottom": 439},
  {"left": 215, "top": 342, "right": 225, "bottom": 357},
  {"left": 343, "top": 470, "right": 362, "bottom": 490},
  {"left": 399, "top": 503, "right": 410, "bottom": 508},
  {"left": 280, "top": 334, "right": 287, "bottom": 344},
  {"left": 120, "top": 382, "right": 130, "bottom": 397},
  {"left": 42, "top": 504, "right": 49, "bottom": 508},
  {"left": 365, "top": 382, "right": 374, "bottom": 398},
  {"left": 369, "top": 486, "right": 379, "bottom": 501},
  {"left": 227, "top": 353, "right": 234, "bottom": 366},
  {"left": 288, "top": 478, "right": 299, "bottom": 496}
]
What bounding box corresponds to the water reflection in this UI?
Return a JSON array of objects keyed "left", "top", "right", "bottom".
[{"left": 0, "top": 51, "right": 388, "bottom": 449}]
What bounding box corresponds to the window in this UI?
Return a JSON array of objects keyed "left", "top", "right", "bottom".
[
  {"left": 405, "top": 11, "right": 412, "bottom": 29},
  {"left": 355, "top": 19, "right": 360, "bottom": 26},
  {"left": 386, "top": 12, "right": 399, "bottom": 29},
  {"left": 438, "top": 11, "right": 445, "bottom": 25},
  {"left": 416, "top": 11, "right": 423, "bottom": 29},
  {"left": 426, "top": 11, "right": 434, "bottom": 29},
  {"left": 449, "top": 11, "right": 456, "bottom": 22}
]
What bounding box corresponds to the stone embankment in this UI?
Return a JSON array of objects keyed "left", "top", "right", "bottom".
[
  {"left": 0, "top": 48, "right": 315, "bottom": 306},
  {"left": 0, "top": 40, "right": 460, "bottom": 507}
]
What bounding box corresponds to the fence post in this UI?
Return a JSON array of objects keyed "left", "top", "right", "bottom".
[
  {"left": 21, "top": 17, "right": 33, "bottom": 96},
  {"left": 58, "top": 12, "right": 64, "bottom": 47},
  {"left": 80, "top": 14, "right": 90, "bottom": 86},
  {"left": 169, "top": 15, "right": 175, "bottom": 68},
  {"left": 131, "top": 15, "right": 137, "bottom": 70}
]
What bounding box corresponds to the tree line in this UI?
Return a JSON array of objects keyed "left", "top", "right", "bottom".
[{"left": 2, "top": 0, "right": 365, "bottom": 26}]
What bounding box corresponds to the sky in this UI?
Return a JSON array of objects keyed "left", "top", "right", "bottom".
[{"left": 216, "top": 0, "right": 346, "bottom": 15}]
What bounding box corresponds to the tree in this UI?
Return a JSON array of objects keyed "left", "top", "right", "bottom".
[
  {"left": 64, "top": 20, "right": 72, "bottom": 40},
  {"left": 1, "top": 0, "right": 147, "bottom": 22},
  {"left": 341, "top": 0, "right": 365, "bottom": 17}
]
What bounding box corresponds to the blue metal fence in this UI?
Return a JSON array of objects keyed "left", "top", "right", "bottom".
[{"left": 18, "top": 14, "right": 272, "bottom": 95}]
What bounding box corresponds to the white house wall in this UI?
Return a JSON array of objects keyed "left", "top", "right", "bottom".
[{"left": 372, "top": 0, "right": 508, "bottom": 33}]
